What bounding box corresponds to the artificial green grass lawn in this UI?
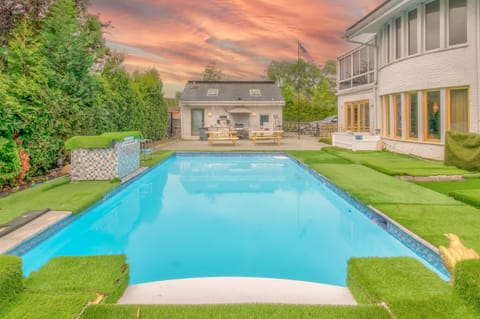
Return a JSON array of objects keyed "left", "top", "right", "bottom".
[
  {"left": 417, "top": 178, "right": 480, "bottom": 208},
  {"left": 0, "top": 292, "right": 96, "bottom": 319},
  {"left": 140, "top": 150, "right": 173, "bottom": 167},
  {"left": 291, "top": 151, "right": 480, "bottom": 253},
  {"left": 348, "top": 258, "right": 480, "bottom": 319},
  {"left": 26, "top": 255, "right": 129, "bottom": 304},
  {"left": 308, "top": 164, "right": 457, "bottom": 205},
  {"left": 81, "top": 304, "right": 391, "bottom": 319},
  {"left": 65, "top": 131, "right": 142, "bottom": 150},
  {"left": 375, "top": 204, "right": 480, "bottom": 250},
  {"left": 0, "top": 177, "right": 119, "bottom": 224},
  {"left": 325, "top": 148, "right": 471, "bottom": 176}
]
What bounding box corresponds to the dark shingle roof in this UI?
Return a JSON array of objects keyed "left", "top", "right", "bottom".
[{"left": 180, "top": 81, "right": 284, "bottom": 104}]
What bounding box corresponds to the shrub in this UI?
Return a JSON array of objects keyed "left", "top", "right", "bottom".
[
  {"left": 445, "top": 131, "right": 480, "bottom": 171},
  {"left": 319, "top": 137, "right": 332, "bottom": 145},
  {"left": 454, "top": 259, "right": 480, "bottom": 310},
  {"left": 0, "top": 137, "right": 20, "bottom": 188},
  {"left": 0, "top": 256, "right": 24, "bottom": 305}
]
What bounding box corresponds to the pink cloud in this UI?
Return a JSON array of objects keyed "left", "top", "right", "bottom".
[{"left": 89, "top": 0, "right": 383, "bottom": 96}]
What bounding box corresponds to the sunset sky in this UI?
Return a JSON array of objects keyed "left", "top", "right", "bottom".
[{"left": 88, "top": 0, "right": 383, "bottom": 97}]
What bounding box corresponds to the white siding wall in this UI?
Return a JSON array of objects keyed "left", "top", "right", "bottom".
[
  {"left": 180, "top": 104, "right": 283, "bottom": 139},
  {"left": 337, "top": 89, "right": 375, "bottom": 132}
]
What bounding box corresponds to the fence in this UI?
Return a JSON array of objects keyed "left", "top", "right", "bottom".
[{"left": 283, "top": 122, "right": 338, "bottom": 137}]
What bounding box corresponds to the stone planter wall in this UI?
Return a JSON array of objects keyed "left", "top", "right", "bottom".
[{"left": 71, "top": 139, "right": 140, "bottom": 181}]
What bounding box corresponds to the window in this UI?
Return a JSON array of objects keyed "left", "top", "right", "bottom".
[
  {"left": 406, "top": 93, "right": 418, "bottom": 139},
  {"left": 353, "top": 51, "right": 360, "bottom": 76},
  {"left": 339, "top": 55, "right": 352, "bottom": 89},
  {"left": 395, "top": 17, "right": 402, "bottom": 59},
  {"left": 425, "top": 0, "right": 440, "bottom": 51},
  {"left": 425, "top": 90, "right": 441, "bottom": 140},
  {"left": 249, "top": 89, "right": 262, "bottom": 97},
  {"left": 360, "top": 47, "right": 368, "bottom": 74},
  {"left": 260, "top": 114, "right": 269, "bottom": 126},
  {"left": 337, "top": 44, "right": 375, "bottom": 90},
  {"left": 344, "top": 101, "right": 369, "bottom": 132},
  {"left": 385, "top": 23, "right": 391, "bottom": 63},
  {"left": 383, "top": 96, "right": 390, "bottom": 137},
  {"left": 448, "top": 88, "right": 469, "bottom": 131},
  {"left": 207, "top": 89, "right": 219, "bottom": 96},
  {"left": 408, "top": 9, "right": 418, "bottom": 55},
  {"left": 368, "top": 46, "right": 374, "bottom": 71},
  {"left": 449, "top": 0, "right": 467, "bottom": 46},
  {"left": 394, "top": 94, "right": 402, "bottom": 138}
]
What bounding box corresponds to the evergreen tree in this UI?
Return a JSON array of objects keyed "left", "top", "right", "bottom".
[
  {"left": 2, "top": 19, "right": 60, "bottom": 174},
  {"left": 40, "top": 0, "right": 97, "bottom": 135},
  {"left": 202, "top": 61, "right": 223, "bottom": 81}
]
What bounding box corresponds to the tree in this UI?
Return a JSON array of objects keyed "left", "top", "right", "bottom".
[
  {"left": 266, "top": 59, "right": 337, "bottom": 122},
  {"left": 2, "top": 18, "right": 60, "bottom": 175},
  {"left": 40, "top": 0, "right": 98, "bottom": 135},
  {"left": 202, "top": 61, "right": 223, "bottom": 81}
]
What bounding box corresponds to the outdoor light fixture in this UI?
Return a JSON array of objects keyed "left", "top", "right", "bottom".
[
  {"left": 208, "top": 112, "right": 213, "bottom": 117},
  {"left": 252, "top": 112, "right": 257, "bottom": 117}
]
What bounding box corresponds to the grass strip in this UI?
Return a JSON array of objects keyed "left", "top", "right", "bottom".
[
  {"left": 0, "top": 177, "right": 119, "bottom": 224},
  {"left": 81, "top": 304, "right": 391, "bottom": 319},
  {"left": 0, "top": 291, "right": 96, "bottom": 319},
  {"left": 140, "top": 150, "right": 173, "bottom": 167},
  {"left": 305, "top": 163, "right": 456, "bottom": 205},
  {"left": 26, "top": 255, "right": 129, "bottom": 303},
  {"left": 373, "top": 204, "right": 480, "bottom": 251},
  {"left": 325, "top": 149, "right": 469, "bottom": 176},
  {"left": 416, "top": 178, "right": 480, "bottom": 208},
  {"left": 0, "top": 256, "right": 23, "bottom": 305},
  {"left": 348, "top": 257, "right": 480, "bottom": 319}
]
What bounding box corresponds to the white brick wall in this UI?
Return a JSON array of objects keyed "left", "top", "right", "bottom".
[{"left": 336, "top": 0, "right": 480, "bottom": 159}]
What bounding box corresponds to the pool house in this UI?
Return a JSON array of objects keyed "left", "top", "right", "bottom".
[{"left": 179, "top": 81, "right": 285, "bottom": 139}]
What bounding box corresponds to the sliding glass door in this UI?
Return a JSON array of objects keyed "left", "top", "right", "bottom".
[{"left": 344, "top": 101, "right": 370, "bottom": 132}]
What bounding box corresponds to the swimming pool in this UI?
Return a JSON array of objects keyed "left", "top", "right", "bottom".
[{"left": 19, "top": 154, "right": 443, "bottom": 286}]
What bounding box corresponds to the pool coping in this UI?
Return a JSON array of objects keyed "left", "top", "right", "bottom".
[
  {"left": 8, "top": 151, "right": 449, "bottom": 278},
  {"left": 118, "top": 277, "right": 357, "bottom": 305}
]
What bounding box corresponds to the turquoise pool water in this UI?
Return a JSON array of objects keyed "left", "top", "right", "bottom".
[{"left": 22, "top": 154, "right": 425, "bottom": 286}]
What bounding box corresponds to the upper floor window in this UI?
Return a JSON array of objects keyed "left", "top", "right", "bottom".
[
  {"left": 449, "top": 0, "right": 467, "bottom": 46},
  {"left": 338, "top": 44, "right": 374, "bottom": 90},
  {"left": 425, "top": 0, "right": 440, "bottom": 51},
  {"left": 207, "top": 89, "right": 219, "bottom": 96},
  {"left": 249, "top": 89, "right": 262, "bottom": 97},
  {"left": 408, "top": 9, "right": 418, "bottom": 55},
  {"left": 395, "top": 17, "right": 402, "bottom": 59}
]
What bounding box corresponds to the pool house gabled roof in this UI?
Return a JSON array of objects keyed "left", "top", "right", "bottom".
[{"left": 180, "top": 81, "right": 285, "bottom": 106}]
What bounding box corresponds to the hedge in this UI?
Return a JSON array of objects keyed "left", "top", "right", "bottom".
[
  {"left": 445, "top": 131, "right": 480, "bottom": 171},
  {"left": 454, "top": 259, "right": 480, "bottom": 310},
  {"left": 0, "top": 256, "right": 24, "bottom": 305},
  {"left": 0, "top": 137, "right": 20, "bottom": 188},
  {"left": 65, "top": 131, "right": 142, "bottom": 150}
]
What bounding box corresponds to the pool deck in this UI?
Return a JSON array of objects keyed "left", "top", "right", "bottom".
[
  {"left": 0, "top": 211, "right": 72, "bottom": 254},
  {"left": 118, "top": 277, "right": 357, "bottom": 305},
  {"left": 156, "top": 133, "right": 326, "bottom": 151}
]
